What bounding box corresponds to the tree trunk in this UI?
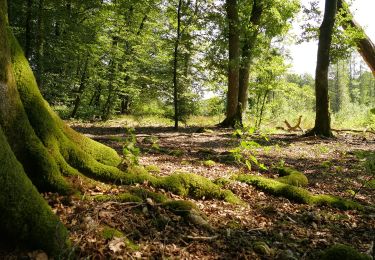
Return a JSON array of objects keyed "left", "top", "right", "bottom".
[
  {"left": 307, "top": 0, "right": 337, "bottom": 137},
  {"left": 173, "top": 0, "right": 182, "bottom": 130},
  {"left": 102, "top": 37, "right": 119, "bottom": 121},
  {"left": 0, "top": 0, "right": 126, "bottom": 255},
  {"left": 220, "top": 0, "right": 240, "bottom": 127},
  {"left": 238, "top": 0, "right": 263, "bottom": 116},
  {"left": 89, "top": 84, "right": 102, "bottom": 107},
  {"left": 70, "top": 56, "right": 89, "bottom": 118},
  {"left": 25, "top": 0, "right": 33, "bottom": 60},
  {"left": 337, "top": 0, "right": 375, "bottom": 76},
  {"left": 35, "top": 0, "right": 44, "bottom": 89},
  {"left": 120, "top": 95, "right": 130, "bottom": 114}
]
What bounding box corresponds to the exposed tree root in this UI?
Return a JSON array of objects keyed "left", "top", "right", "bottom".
[
  {"left": 235, "top": 173, "right": 363, "bottom": 210},
  {"left": 0, "top": 27, "right": 242, "bottom": 257},
  {"left": 304, "top": 127, "right": 334, "bottom": 138}
]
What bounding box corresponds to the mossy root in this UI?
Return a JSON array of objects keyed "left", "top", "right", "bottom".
[
  {"left": 322, "top": 244, "right": 372, "bottom": 260},
  {"left": 276, "top": 167, "right": 309, "bottom": 187},
  {"left": 236, "top": 175, "right": 362, "bottom": 210},
  {"left": 157, "top": 172, "right": 243, "bottom": 204}
]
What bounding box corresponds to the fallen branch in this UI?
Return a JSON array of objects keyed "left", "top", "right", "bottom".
[
  {"left": 276, "top": 115, "right": 304, "bottom": 133},
  {"left": 331, "top": 128, "right": 375, "bottom": 135}
]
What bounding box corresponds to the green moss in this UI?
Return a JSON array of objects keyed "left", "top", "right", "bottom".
[
  {"left": 365, "top": 179, "right": 375, "bottom": 189},
  {"left": 0, "top": 127, "right": 69, "bottom": 257},
  {"left": 163, "top": 200, "right": 198, "bottom": 217},
  {"left": 253, "top": 241, "right": 272, "bottom": 256},
  {"left": 276, "top": 167, "right": 309, "bottom": 187},
  {"left": 101, "top": 226, "right": 139, "bottom": 251},
  {"left": 203, "top": 160, "right": 216, "bottom": 167},
  {"left": 101, "top": 226, "right": 123, "bottom": 240},
  {"left": 213, "top": 177, "right": 232, "bottom": 187},
  {"left": 236, "top": 174, "right": 362, "bottom": 210},
  {"left": 124, "top": 237, "right": 140, "bottom": 251},
  {"left": 322, "top": 244, "right": 371, "bottom": 260},
  {"left": 237, "top": 175, "right": 314, "bottom": 204},
  {"left": 129, "top": 187, "right": 168, "bottom": 203},
  {"left": 124, "top": 166, "right": 159, "bottom": 185},
  {"left": 168, "top": 149, "right": 184, "bottom": 157},
  {"left": 145, "top": 164, "right": 161, "bottom": 173},
  {"left": 321, "top": 160, "right": 333, "bottom": 169},
  {"left": 158, "top": 172, "right": 242, "bottom": 204},
  {"left": 313, "top": 195, "right": 363, "bottom": 210}
]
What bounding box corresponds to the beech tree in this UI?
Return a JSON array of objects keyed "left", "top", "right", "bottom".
[
  {"left": 307, "top": 0, "right": 338, "bottom": 137},
  {"left": 220, "top": 0, "right": 299, "bottom": 127},
  {"left": 0, "top": 0, "right": 126, "bottom": 255},
  {"left": 221, "top": 0, "right": 240, "bottom": 127}
]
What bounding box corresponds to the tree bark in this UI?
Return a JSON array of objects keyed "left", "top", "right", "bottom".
[
  {"left": 173, "top": 0, "right": 183, "bottom": 130},
  {"left": 0, "top": 1, "right": 68, "bottom": 255},
  {"left": 337, "top": 0, "right": 375, "bottom": 76},
  {"left": 102, "top": 37, "right": 119, "bottom": 120},
  {"left": 0, "top": 0, "right": 127, "bottom": 254},
  {"left": 238, "top": 0, "right": 263, "bottom": 115},
  {"left": 35, "top": 0, "right": 44, "bottom": 88},
  {"left": 25, "top": 0, "right": 33, "bottom": 60},
  {"left": 70, "top": 56, "right": 89, "bottom": 118},
  {"left": 307, "top": 0, "right": 337, "bottom": 137},
  {"left": 220, "top": 0, "right": 240, "bottom": 127}
]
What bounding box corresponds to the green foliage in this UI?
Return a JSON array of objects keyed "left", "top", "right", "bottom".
[
  {"left": 229, "top": 128, "right": 267, "bottom": 171},
  {"left": 122, "top": 128, "right": 140, "bottom": 166}
]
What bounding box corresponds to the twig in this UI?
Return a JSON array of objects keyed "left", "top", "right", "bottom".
[{"left": 184, "top": 235, "right": 219, "bottom": 241}]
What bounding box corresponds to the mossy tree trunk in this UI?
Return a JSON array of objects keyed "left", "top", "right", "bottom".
[{"left": 0, "top": 0, "right": 127, "bottom": 255}]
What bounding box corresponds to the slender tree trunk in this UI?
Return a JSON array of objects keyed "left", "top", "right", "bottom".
[
  {"left": 238, "top": 0, "right": 263, "bottom": 116},
  {"left": 89, "top": 84, "right": 102, "bottom": 107},
  {"left": 173, "top": 0, "right": 183, "bottom": 130},
  {"left": 120, "top": 95, "right": 130, "bottom": 114},
  {"left": 308, "top": 0, "right": 337, "bottom": 137},
  {"left": 36, "top": 0, "right": 44, "bottom": 88},
  {"left": 25, "top": 0, "right": 33, "bottom": 60},
  {"left": 256, "top": 90, "right": 269, "bottom": 128},
  {"left": 102, "top": 37, "right": 119, "bottom": 120},
  {"left": 220, "top": 0, "right": 240, "bottom": 127},
  {"left": 70, "top": 57, "right": 89, "bottom": 118}
]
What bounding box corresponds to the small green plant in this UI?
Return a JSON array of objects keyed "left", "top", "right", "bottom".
[
  {"left": 144, "top": 135, "right": 160, "bottom": 151},
  {"left": 229, "top": 127, "right": 267, "bottom": 171},
  {"left": 122, "top": 128, "right": 140, "bottom": 166},
  {"left": 321, "top": 160, "right": 333, "bottom": 169}
]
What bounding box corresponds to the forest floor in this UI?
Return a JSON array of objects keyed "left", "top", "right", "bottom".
[{"left": 4, "top": 120, "right": 375, "bottom": 259}]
